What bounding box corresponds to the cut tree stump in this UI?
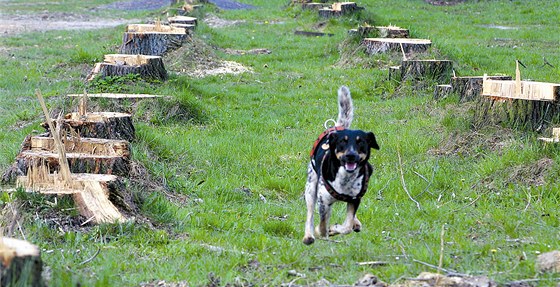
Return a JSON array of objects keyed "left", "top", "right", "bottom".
[
  {"left": 0, "top": 237, "right": 44, "bottom": 287},
  {"left": 14, "top": 136, "right": 131, "bottom": 177},
  {"left": 349, "top": 25, "right": 409, "bottom": 38},
  {"left": 167, "top": 16, "right": 197, "bottom": 26},
  {"left": 119, "top": 23, "right": 190, "bottom": 56},
  {"left": 362, "top": 38, "right": 431, "bottom": 55},
  {"left": 88, "top": 54, "right": 167, "bottom": 81},
  {"left": 388, "top": 66, "right": 401, "bottom": 82},
  {"left": 452, "top": 75, "right": 512, "bottom": 102},
  {"left": 302, "top": 3, "right": 328, "bottom": 10},
  {"left": 400, "top": 59, "right": 453, "bottom": 83},
  {"left": 43, "top": 112, "right": 135, "bottom": 142},
  {"left": 67, "top": 93, "right": 163, "bottom": 100},
  {"left": 537, "top": 250, "right": 560, "bottom": 273},
  {"left": 434, "top": 84, "right": 453, "bottom": 100},
  {"left": 473, "top": 95, "right": 560, "bottom": 131},
  {"left": 319, "top": 2, "right": 363, "bottom": 17},
  {"left": 17, "top": 173, "right": 131, "bottom": 224},
  {"left": 482, "top": 79, "right": 560, "bottom": 101}
]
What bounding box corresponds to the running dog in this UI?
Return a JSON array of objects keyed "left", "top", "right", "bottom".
[{"left": 303, "top": 86, "right": 379, "bottom": 245}]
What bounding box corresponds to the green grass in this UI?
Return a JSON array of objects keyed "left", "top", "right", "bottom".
[{"left": 1, "top": 0, "right": 560, "bottom": 286}]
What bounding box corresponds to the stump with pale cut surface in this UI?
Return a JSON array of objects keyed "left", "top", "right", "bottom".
[
  {"left": 434, "top": 84, "right": 453, "bottom": 100},
  {"left": 363, "top": 38, "right": 431, "bottom": 55},
  {"left": 452, "top": 75, "right": 512, "bottom": 102},
  {"left": 119, "top": 24, "right": 190, "bottom": 56},
  {"left": 319, "top": 2, "right": 363, "bottom": 17},
  {"left": 89, "top": 54, "right": 167, "bottom": 81},
  {"left": 14, "top": 136, "right": 131, "bottom": 177},
  {"left": 349, "top": 26, "right": 409, "bottom": 38},
  {"left": 17, "top": 173, "right": 132, "bottom": 224},
  {"left": 0, "top": 237, "right": 44, "bottom": 287}
]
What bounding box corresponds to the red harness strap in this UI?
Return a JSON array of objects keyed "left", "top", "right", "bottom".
[{"left": 310, "top": 126, "right": 345, "bottom": 158}]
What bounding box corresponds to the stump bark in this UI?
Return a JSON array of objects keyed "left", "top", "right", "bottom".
[
  {"left": 434, "top": 84, "right": 453, "bottom": 100},
  {"left": 351, "top": 26, "right": 409, "bottom": 38},
  {"left": 400, "top": 59, "right": 453, "bottom": 83},
  {"left": 119, "top": 24, "right": 190, "bottom": 56},
  {"left": 362, "top": 38, "right": 431, "bottom": 55},
  {"left": 0, "top": 237, "right": 44, "bottom": 287},
  {"left": 473, "top": 95, "right": 560, "bottom": 132},
  {"left": 452, "top": 75, "right": 512, "bottom": 102},
  {"left": 88, "top": 54, "right": 167, "bottom": 81},
  {"left": 44, "top": 112, "right": 135, "bottom": 142}
]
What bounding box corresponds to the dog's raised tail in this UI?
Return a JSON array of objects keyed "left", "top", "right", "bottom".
[{"left": 336, "top": 86, "right": 353, "bottom": 129}]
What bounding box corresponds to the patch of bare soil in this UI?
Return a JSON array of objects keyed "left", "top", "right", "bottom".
[
  {"left": 203, "top": 13, "right": 246, "bottom": 28},
  {"left": 428, "top": 128, "right": 518, "bottom": 158},
  {"left": 164, "top": 36, "right": 252, "bottom": 78}
]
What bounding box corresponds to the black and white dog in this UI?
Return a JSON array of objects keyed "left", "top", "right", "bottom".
[{"left": 303, "top": 86, "right": 379, "bottom": 245}]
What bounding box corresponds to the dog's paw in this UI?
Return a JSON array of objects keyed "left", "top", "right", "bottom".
[
  {"left": 353, "top": 219, "right": 362, "bottom": 232},
  {"left": 302, "top": 236, "right": 315, "bottom": 245}
]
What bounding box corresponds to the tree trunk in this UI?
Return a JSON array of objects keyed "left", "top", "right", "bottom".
[
  {"left": 54, "top": 112, "right": 136, "bottom": 142},
  {"left": 473, "top": 95, "right": 560, "bottom": 132},
  {"left": 400, "top": 59, "right": 453, "bottom": 83},
  {"left": 0, "top": 237, "right": 44, "bottom": 287},
  {"left": 89, "top": 54, "right": 167, "bottom": 82},
  {"left": 362, "top": 38, "right": 431, "bottom": 55},
  {"left": 119, "top": 24, "right": 190, "bottom": 56},
  {"left": 452, "top": 75, "right": 512, "bottom": 102}
]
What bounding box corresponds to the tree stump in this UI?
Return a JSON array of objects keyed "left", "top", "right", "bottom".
[
  {"left": 302, "top": 3, "right": 328, "bottom": 10},
  {"left": 17, "top": 173, "right": 132, "bottom": 224},
  {"left": 318, "top": 2, "right": 363, "bottom": 17},
  {"left": 452, "top": 75, "right": 512, "bottom": 102},
  {"left": 537, "top": 250, "right": 560, "bottom": 273},
  {"left": 0, "top": 237, "right": 44, "bottom": 287},
  {"left": 44, "top": 112, "right": 135, "bottom": 142},
  {"left": 351, "top": 26, "right": 409, "bottom": 38},
  {"left": 400, "top": 59, "right": 453, "bottom": 83},
  {"left": 434, "top": 84, "right": 453, "bottom": 100},
  {"left": 88, "top": 54, "right": 167, "bottom": 81},
  {"left": 168, "top": 16, "right": 197, "bottom": 26},
  {"left": 473, "top": 95, "right": 560, "bottom": 132},
  {"left": 119, "top": 24, "right": 190, "bottom": 56},
  {"left": 482, "top": 79, "right": 560, "bottom": 101},
  {"left": 362, "top": 38, "right": 431, "bottom": 55},
  {"left": 388, "top": 66, "right": 401, "bottom": 82}
]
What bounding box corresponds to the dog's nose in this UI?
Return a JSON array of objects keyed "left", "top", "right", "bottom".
[{"left": 343, "top": 152, "right": 359, "bottom": 163}]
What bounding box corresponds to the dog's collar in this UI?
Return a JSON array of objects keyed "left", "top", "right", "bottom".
[
  {"left": 310, "top": 126, "right": 345, "bottom": 158},
  {"left": 321, "top": 161, "right": 371, "bottom": 204}
]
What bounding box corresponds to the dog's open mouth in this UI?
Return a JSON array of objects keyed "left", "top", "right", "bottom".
[{"left": 344, "top": 162, "right": 358, "bottom": 172}]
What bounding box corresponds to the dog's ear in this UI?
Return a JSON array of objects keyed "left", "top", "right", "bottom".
[{"left": 367, "top": 132, "right": 379, "bottom": 150}]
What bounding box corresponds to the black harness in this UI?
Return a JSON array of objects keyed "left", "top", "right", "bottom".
[{"left": 310, "top": 127, "right": 371, "bottom": 205}]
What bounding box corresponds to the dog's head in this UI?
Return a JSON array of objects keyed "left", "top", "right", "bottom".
[{"left": 328, "top": 129, "right": 379, "bottom": 172}]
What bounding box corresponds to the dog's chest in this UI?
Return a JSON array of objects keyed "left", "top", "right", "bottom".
[{"left": 328, "top": 167, "right": 364, "bottom": 197}]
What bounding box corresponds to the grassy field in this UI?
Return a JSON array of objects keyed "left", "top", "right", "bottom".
[{"left": 1, "top": 0, "right": 560, "bottom": 286}]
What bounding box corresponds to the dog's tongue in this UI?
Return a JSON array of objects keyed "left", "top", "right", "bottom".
[{"left": 345, "top": 162, "right": 357, "bottom": 172}]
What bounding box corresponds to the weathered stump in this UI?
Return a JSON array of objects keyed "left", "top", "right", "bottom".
[
  {"left": 434, "top": 84, "right": 453, "bottom": 100},
  {"left": 362, "top": 38, "right": 431, "bottom": 55},
  {"left": 119, "top": 24, "right": 190, "bottom": 56},
  {"left": 302, "top": 3, "right": 328, "bottom": 10},
  {"left": 473, "top": 95, "right": 560, "bottom": 131},
  {"left": 319, "top": 2, "right": 363, "bottom": 17},
  {"left": 349, "top": 26, "right": 409, "bottom": 38},
  {"left": 452, "top": 75, "right": 512, "bottom": 102},
  {"left": 537, "top": 250, "right": 560, "bottom": 273},
  {"left": 0, "top": 238, "right": 44, "bottom": 287},
  {"left": 400, "top": 59, "right": 453, "bottom": 83},
  {"left": 88, "top": 54, "right": 167, "bottom": 81},
  {"left": 44, "top": 112, "right": 135, "bottom": 142},
  {"left": 17, "top": 173, "right": 132, "bottom": 224}
]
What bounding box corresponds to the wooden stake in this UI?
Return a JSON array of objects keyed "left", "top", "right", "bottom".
[
  {"left": 515, "top": 60, "right": 521, "bottom": 98},
  {"left": 78, "top": 90, "right": 88, "bottom": 117},
  {"left": 35, "top": 90, "right": 72, "bottom": 183}
]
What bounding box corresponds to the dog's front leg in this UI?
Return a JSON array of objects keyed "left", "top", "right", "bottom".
[
  {"left": 303, "top": 164, "right": 318, "bottom": 245},
  {"left": 329, "top": 201, "right": 360, "bottom": 236}
]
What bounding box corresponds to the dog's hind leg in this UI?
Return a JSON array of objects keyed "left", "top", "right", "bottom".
[
  {"left": 303, "top": 163, "right": 318, "bottom": 245},
  {"left": 329, "top": 201, "right": 360, "bottom": 236}
]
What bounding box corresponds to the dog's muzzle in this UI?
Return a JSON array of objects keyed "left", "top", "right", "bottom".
[{"left": 342, "top": 152, "right": 359, "bottom": 172}]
